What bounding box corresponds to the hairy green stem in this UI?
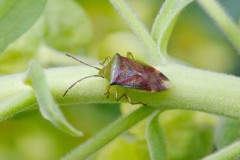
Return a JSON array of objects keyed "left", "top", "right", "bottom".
[
  {"left": 62, "top": 106, "right": 155, "bottom": 160},
  {"left": 0, "top": 90, "right": 35, "bottom": 120},
  {"left": 109, "top": 0, "right": 160, "bottom": 64},
  {"left": 198, "top": 0, "right": 240, "bottom": 52},
  {"left": 202, "top": 141, "right": 240, "bottom": 160},
  {"left": 1, "top": 64, "right": 240, "bottom": 120}
]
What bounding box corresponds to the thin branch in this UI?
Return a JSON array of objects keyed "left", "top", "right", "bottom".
[
  {"left": 202, "top": 141, "right": 240, "bottom": 160},
  {"left": 146, "top": 110, "right": 166, "bottom": 160},
  {"left": 62, "top": 106, "right": 155, "bottom": 160},
  {"left": 151, "top": 0, "right": 193, "bottom": 56},
  {"left": 198, "top": 0, "right": 240, "bottom": 52},
  {"left": 109, "top": 0, "right": 161, "bottom": 65}
]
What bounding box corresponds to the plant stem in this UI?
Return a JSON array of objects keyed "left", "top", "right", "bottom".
[
  {"left": 1, "top": 64, "right": 240, "bottom": 120},
  {"left": 0, "top": 90, "right": 35, "bottom": 120},
  {"left": 151, "top": 0, "right": 193, "bottom": 57},
  {"left": 202, "top": 141, "right": 240, "bottom": 160},
  {"left": 109, "top": 0, "right": 160, "bottom": 65},
  {"left": 146, "top": 110, "right": 166, "bottom": 160},
  {"left": 198, "top": 0, "right": 240, "bottom": 52},
  {"left": 62, "top": 106, "right": 155, "bottom": 160}
]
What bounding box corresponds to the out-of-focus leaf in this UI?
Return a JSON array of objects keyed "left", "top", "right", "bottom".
[
  {"left": 0, "top": 18, "right": 44, "bottom": 73},
  {"left": 0, "top": 0, "right": 93, "bottom": 73},
  {"left": 95, "top": 135, "right": 150, "bottom": 160},
  {"left": 214, "top": 117, "right": 240, "bottom": 149},
  {"left": 121, "top": 106, "right": 216, "bottom": 160},
  {"left": 24, "top": 61, "right": 83, "bottom": 137},
  {"left": 62, "top": 107, "right": 155, "bottom": 160},
  {"left": 0, "top": 0, "right": 46, "bottom": 54},
  {"left": 146, "top": 110, "right": 166, "bottom": 160},
  {"left": 159, "top": 110, "right": 216, "bottom": 160},
  {"left": 43, "top": 0, "right": 93, "bottom": 53}
]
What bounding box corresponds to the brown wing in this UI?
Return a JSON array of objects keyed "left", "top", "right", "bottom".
[
  {"left": 112, "top": 74, "right": 152, "bottom": 91},
  {"left": 110, "top": 54, "right": 170, "bottom": 92},
  {"left": 110, "top": 54, "right": 148, "bottom": 84}
]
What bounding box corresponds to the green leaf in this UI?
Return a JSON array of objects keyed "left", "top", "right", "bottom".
[
  {"left": 24, "top": 61, "right": 82, "bottom": 137},
  {"left": 160, "top": 110, "right": 214, "bottom": 159},
  {"left": 151, "top": 0, "right": 194, "bottom": 56},
  {"left": 43, "top": 0, "right": 93, "bottom": 53},
  {"left": 0, "top": 0, "right": 47, "bottom": 54},
  {"left": 62, "top": 106, "right": 155, "bottom": 160},
  {"left": 146, "top": 110, "right": 166, "bottom": 160}
]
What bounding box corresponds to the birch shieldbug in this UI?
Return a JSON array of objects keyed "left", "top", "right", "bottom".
[{"left": 63, "top": 52, "right": 170, "bottom": 104}]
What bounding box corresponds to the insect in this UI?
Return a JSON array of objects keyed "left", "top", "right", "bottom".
[{"left": 63, "top": 52, "right": 170, "bottom": 104}]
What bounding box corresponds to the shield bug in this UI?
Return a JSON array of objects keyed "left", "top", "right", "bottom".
[{"left": 63, "top": 52, "right": 170, "bottom": 104}]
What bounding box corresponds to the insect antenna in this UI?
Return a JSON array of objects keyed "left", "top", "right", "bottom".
[
  {"left": 65, "top": 54, "right": 101, "bottom": 70},
  {"left": 63, "top": 75, "right": 104, "bottom": 97}
]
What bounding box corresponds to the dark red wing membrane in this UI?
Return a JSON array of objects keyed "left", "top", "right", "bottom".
[
  {"left": 111, "top": 74, "right": 151, "bottom": 90},
  {"left": 110, "top": 54, "right": 170, "bottom": 92}
]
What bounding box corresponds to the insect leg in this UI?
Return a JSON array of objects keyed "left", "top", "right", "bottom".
[
  {"left": 126, "top": 52, "right": 134, "bottom": 59},
  {"left": 100, "top": 56, "right": 111, "bottom": 66},
  {"left": 115, "top": 88, "right": 125, "bottom": 101},
  {"left": 104, "top": 85, "right": 111, "bottom": 98},
  {"left": 115, "top": 88, "right": 146, "bottom": 105},
  {"left": 102, "top": 67, "right": 108, "bottom": 76}
]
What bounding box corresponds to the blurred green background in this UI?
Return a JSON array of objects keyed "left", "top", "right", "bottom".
[{"left": 0, "top": 0, "right": 240, "bottom": 159}]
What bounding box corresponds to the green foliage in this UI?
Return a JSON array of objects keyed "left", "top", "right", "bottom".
[
  {"left": 95, "top": 135, "right": 150, "bottom": 160},
  {"left": 24, "top": 61, "right": 82, "bottom": 137},
  {"left": 146, "top": 110, "right": 166, "bottom": 160},
  {"left": 120, "top": 108, "right": 215, "bottom": 160},
  {"left": 62, "top": 107, "right": 155, "bottom": 160},
  {"left": 109, "top": 0, "right": 160, "bottom": 64},
  {"left": 160, "top": 111, "right": 214, "bottom": 160},
  {"left": 214, "top": 117, "right": 240, "bottom": 149},
  {"left": 43, "top": 0, "right": 92, "bottom": 53},
  {"left": 151, "top": 0, "right": 193, "bottom": 56},
  {"left": 0, "top": 0, "right": 92, "bottom": 73},
  {"left": 0, "top": 0, "right": 46, "bottom": 54}
]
